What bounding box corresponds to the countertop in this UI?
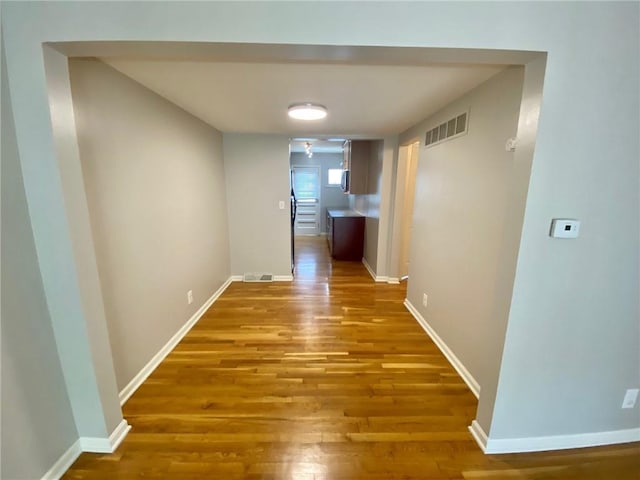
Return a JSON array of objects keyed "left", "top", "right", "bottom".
[{"left": 327, "top": 209, "right": 365, "bottom": 218}]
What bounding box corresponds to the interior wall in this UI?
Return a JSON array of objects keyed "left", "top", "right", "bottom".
[
  {"left": 349, "top": 140, "right": 384, "bottom": 272},
  {"left": 400, "top": 66, "right": 525, "bottom": 398},
  {"left": 290, "top": 151, "right": 349, "bottom": 232},
  {"left": 223, "top": 133, "right": 292, "bottom": 277},
  {"left": 1, "top": 47, "right": 78, "bottom": 480},
  {"left": 69, "top": 59, "right": 231, "bottom": 392}
]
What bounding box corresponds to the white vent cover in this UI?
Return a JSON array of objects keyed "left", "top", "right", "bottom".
[
  {"left": 243, "top": 273, "right": 273, "bottom": 282},
  {"left": 425, "top": 111, "right": 468, "bottom": 147}
]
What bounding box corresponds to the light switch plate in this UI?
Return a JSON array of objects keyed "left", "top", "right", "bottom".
[
  {"left": 550, "top": 219, "right": 580, "bottom": 238},
  {"left": 622, "top": 388, "right": 639, "bottom": 409}
]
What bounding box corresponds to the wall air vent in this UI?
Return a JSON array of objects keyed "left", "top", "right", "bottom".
[{"left": 425, "top": 111, "right": 468, "bottom": 147}]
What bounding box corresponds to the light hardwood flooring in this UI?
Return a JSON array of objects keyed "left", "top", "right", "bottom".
[{"left": 64, "top": 236, "right": 640, "bottom": 479}]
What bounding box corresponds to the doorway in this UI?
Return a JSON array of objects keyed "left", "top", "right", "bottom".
[
  {"left": 390, "top": 141, "right": 420, "bottom": 281},
  {"left": 291, "top": 165, "right": 321, "bottom": 235}
]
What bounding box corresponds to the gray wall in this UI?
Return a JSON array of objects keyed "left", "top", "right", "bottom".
[
  {"left": 400, "top": 67, "right": 524, "bottom": 401},
  {"left": 69, "top": 59, "right": 231, "bottom": 392},
  {"left": 290, "top": 151, "right": 349, "bottom": 232},
  {"left": 350, "top": 140, "right": 384, "bottom": 271},
  {"left": 1, "top": 47, "right": 78, "bottom": 480},
  {"left": 223, "top": 133, "right": 291, "bottom": 276}
]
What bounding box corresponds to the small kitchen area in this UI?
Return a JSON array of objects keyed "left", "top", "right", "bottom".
[{"left": 290, "top": 138, "right": 380, "bottom": 266}]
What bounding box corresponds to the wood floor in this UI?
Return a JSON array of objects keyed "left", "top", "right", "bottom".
[{"left": 64, "top": 236, "right": 639, "bottom": 479}]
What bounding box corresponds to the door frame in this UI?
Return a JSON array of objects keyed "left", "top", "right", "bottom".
[{"left": 387, "top": 141, "right": 420, "bottom": 282}]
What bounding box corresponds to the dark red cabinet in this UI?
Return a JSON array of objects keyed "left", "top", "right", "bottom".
[{"left": 327, "top": 209, "right": 365, "bottom": 261}]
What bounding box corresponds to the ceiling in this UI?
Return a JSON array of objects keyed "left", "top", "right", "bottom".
[
  {"left": 100, "top": 55, "right": 504, "bottom": 137},
  {"left": 52, "top": 42, "right": 536, "bottom": 139}
]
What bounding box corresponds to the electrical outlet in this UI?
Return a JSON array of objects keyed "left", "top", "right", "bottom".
[
  {"left": 187, "top": 290, "right": 193, "bottom": 305},
  {"left": 422, "top": 293, "right": 428, "bottom": 307},
  {"left": 622, "top": 388, "right": 639, "bottom": 409}
]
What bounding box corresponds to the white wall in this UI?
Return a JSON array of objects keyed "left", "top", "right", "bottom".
[
  {"left": 69, "top": 59, "right": 231, "bottom": 391},
  {"left": 290, "top": 151, "right": 349, "bottom": 232},
  {"left": 1, "top": 46, "right": 79, "bottom": 480},
  {"left": 1, "top": 1, "right": 638, "bottom": 467},
  {"left": 223, "top": 133, "right": 292, "bottom": 277},
  {"left": 400, "top": 66, "right": 525, "bottom": 400}
]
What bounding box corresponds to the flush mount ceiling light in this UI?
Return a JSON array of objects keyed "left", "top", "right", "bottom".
[{"left": 287, "top": 103, "right": 328, "bottom": 121}]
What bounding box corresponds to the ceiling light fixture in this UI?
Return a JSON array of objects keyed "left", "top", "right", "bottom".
[
  {"left": 287, "top": 103, "right": 328, "bottom": 121},
  {"left": 304, "top": 142, "right": 313, "bottom": 158}
]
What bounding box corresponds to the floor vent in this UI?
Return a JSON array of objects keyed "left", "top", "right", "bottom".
[{"left": 243, "top": 273, "right": 274, "bottom": 282}]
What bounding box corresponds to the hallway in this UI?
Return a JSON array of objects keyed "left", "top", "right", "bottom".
[{"left": 64, "top": 237, "right": 639, "bottom": 479}]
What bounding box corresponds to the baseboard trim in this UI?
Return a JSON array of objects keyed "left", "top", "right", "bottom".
[
  {"left": 404, "top": 299, "right": 480, "bottom": 398},
  {"left": 119, "top": 277, "right": 234, "bottom": 405},
  {"left": 274, "top": 275, "right": 293, "bottom": 281},
  {"left": 469, "top": 419, "right": 640, "bottom": 454},
  {"left": 361, "top": 257, "right": 390, "bottom": 283},
  {"left": 41, "top": 440, "right": 82, "bottom": 480},
  {"left": 231, "top": 275, "right": 243, "bottom": 281},
  {"left": 387, "top": 277, "right": 401, "bottom": 284},
  {"left": 80, "top": 419, "right": 131, "bottom": 453},
  {"left": 469, "top": 420, "right": 489, "bottom": 453},
  {"left": 362, "top": 257, "right": 377, "bottom": 280}
]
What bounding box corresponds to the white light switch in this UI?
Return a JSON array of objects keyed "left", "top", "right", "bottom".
[
  {"left": 550, "top": 219, "right": 580, "bottom": 238},
  {"left": 278, "top": 200, "right": 285, "bottom": 210},
  {"left": 622, "top": 389, "right": 639, "bottom": 409}
]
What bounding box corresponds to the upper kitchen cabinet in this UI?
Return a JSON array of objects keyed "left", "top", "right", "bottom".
[{"left": 341, "top": 140, "right": 370, "bottom": 195}]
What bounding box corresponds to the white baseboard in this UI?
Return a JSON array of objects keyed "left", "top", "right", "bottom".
[
  {"left": 80, "top": 419, "right": 131, "bottom": 453},
  {"left": 119, "top": 277, "right": 234, "bottom": 405},
  {"left": 362, "top": 257, "right": 377, "bottom": 280},
  {"left": 469, "top": 420, "right": 489, "bottom": 453},
  {"left": 274, "top": 275, "right": 293, "bottom": 281},
  {"left": 230, "top": 275, "right": 243, "bottom": 281},
  {"left": 362, "top": 257, "right": 389, "bottom": 283},
  {"left": 469, "top": 419, "right": 640, "bottom": 454},
  {"left": 41, "top": 440, "right": 82, "bottom": 480},
  {"left": 404, "top": 299, "right": 480, "bottom": 398},
  {"left": 362, "top": 259, "right": 405, "bottom": 284}
]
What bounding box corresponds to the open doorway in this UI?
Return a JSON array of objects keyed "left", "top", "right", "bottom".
[
  {"left": 398, "top": 142, "right": 420, "bottom": 280},
  {"left": 389, "top": 141, "right": 420, "bottom": 282},
  {"left": 291, "top": 166, "right": 321, "bottom": 236},
  {"left": 289, "top": 139, "right": 349, "bottom": 268}
]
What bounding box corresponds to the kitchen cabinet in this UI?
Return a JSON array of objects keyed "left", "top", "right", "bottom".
[
  {"left": 341, "top": 140, "right": 370, "bottom": 195},
  {"left": 327, "top": 209, "right": 365, "bottom": 261}
]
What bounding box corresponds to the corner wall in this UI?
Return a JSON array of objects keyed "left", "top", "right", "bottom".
[
  {"left": 1, "top": 45, "right": 78, "bottom": 480},
  {"left": 69, "top": 59, "right": 231, "bottom": 392}
]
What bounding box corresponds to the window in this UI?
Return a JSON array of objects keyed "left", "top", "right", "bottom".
[{"left": 327, "top": 168, "right": 342, "bottom": 186}]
